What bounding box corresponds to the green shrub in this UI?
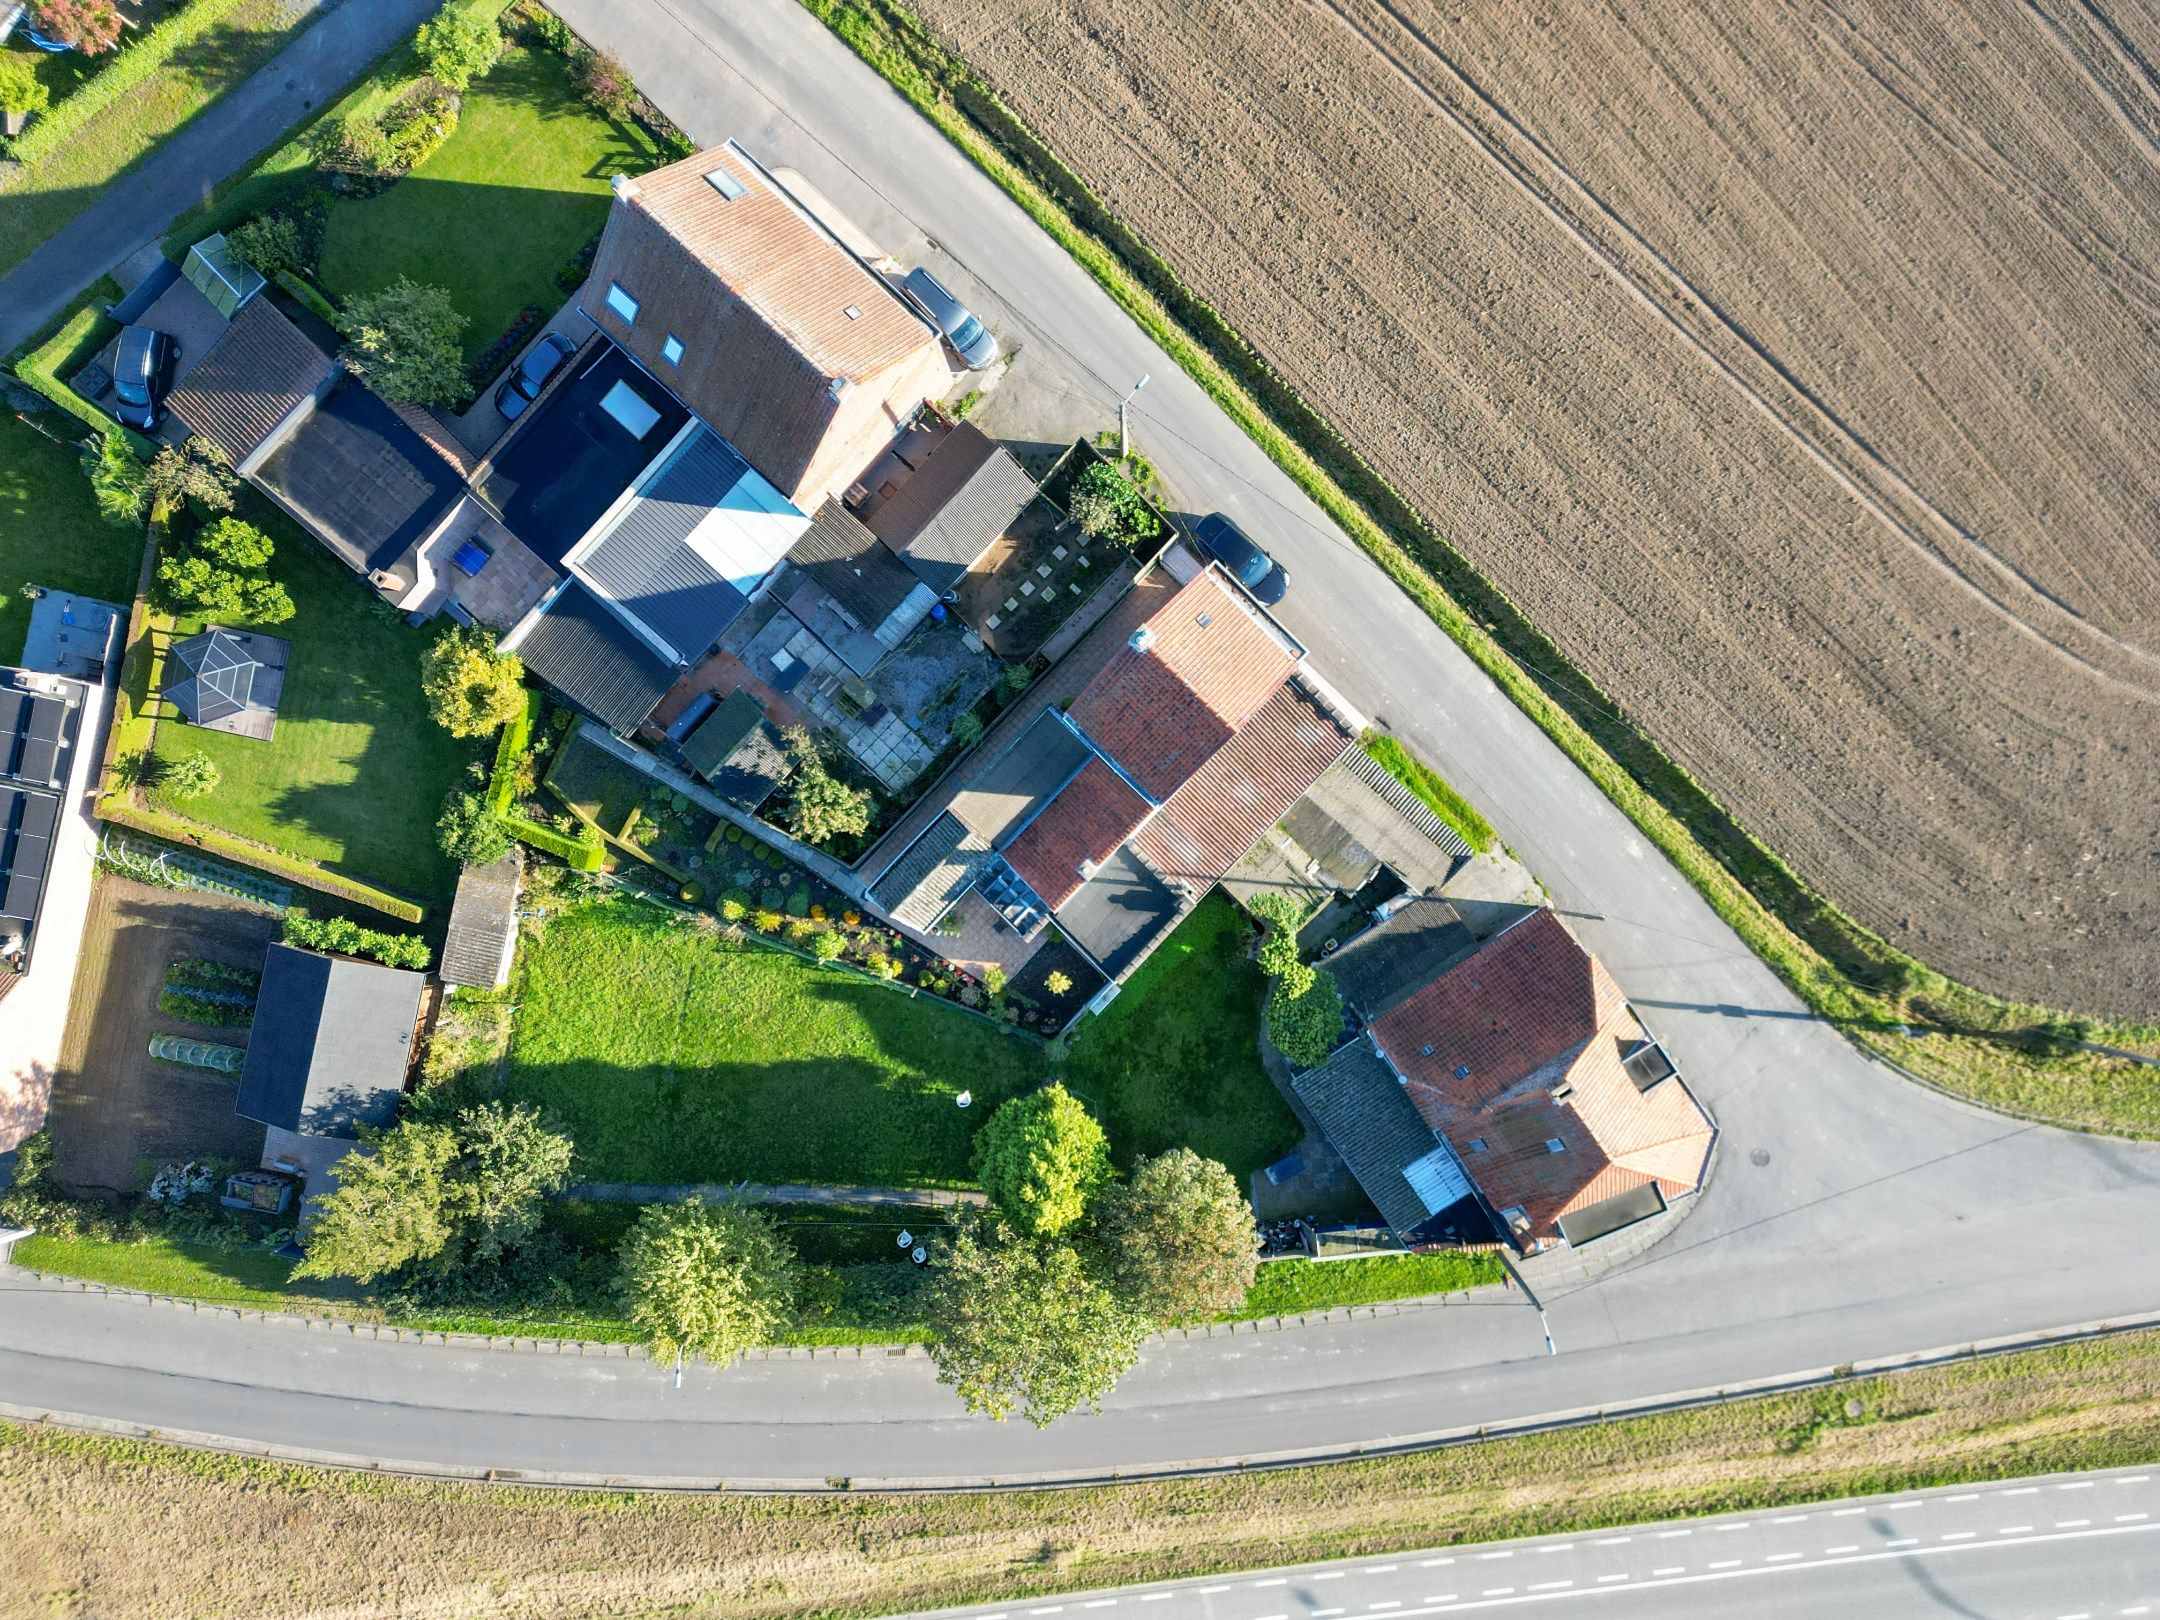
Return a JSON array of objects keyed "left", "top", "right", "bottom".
[
  {"left": 1065, "top": 460, "right": 1162, "bottom": 548},
  {"left": 412, "top": 10, "right": 503, "bottom": 90},
  {"left": 1267, "top": 968, "right": 1343, "bottom": 1070},
  {"left": 719, "top": 892, "right": 749, "bottom": 922},
  {"left": 575, "top": 45, "right": 635, "bottom": 119},
  {"left": 227, "top": 213, "right": 310, "bottom": 280},
  {"left": 80, "top": 429, "right": 147, "bottom": 527},
  {"left": 282, "top": 910, "right": 433, "bottom": 971},
  {"left": 786, "top": 888, "right": 812, "bottom": 919}
]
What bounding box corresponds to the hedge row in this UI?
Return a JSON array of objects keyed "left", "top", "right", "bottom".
[
  {"left": 5, "top": 0, "right": 263, "bottom": 167},
  {"left": 98, "top": 800, "right": 425, "bottom": 922},
  {"left": 11, "top": 302, "right": 157, "bottom": 454},
  {"left": 490, "top": 689, "right": 603, "bottom": 869}
]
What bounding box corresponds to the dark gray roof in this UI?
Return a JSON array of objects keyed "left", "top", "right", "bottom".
[
  {"left": 1292, "top": 1039, "right": 1472, "bottom": 1237},
  {"left": 866, "top": 422, "right": 1036, "bottom": 595},
  {"left": 0, "top": 685, "right": 72, "bottom": 789},
  {"left": 518, "top": 582, "right": 676, "bottom": 734},
  {"left": 255, "top": 378, "right": 462, "bottom": 574},
  {"left": 574, "top": 428, "right": 755, "bottom": 662},
  {"left": 680, "top": 689, "right": 765, "bottom": 780},
  {"left": 788, "top": 498, "right": 927, "bottom": 631},
  {"left": 0, "top": 784, "right": 61, "bottom": 926},
  {"left": 167, "top": 297, "right": 333, "bottom": 464},
  {"left": 441, "top": 850, "right": 522, "bottom": 989},
  {"left": 0, "top": 677, "right": 79, "bottom": 953},
  {"left": 1558, "top": 1181, "right": 1667, "bottom": 1247},
  {"left": 872, "top": 809, "right": 988, "bottom": 932},
  {"left": 947, "top": 709, "right": 1093, "bottom": 842},
  {"left": 1328, "top": 897, "right": 1479, "bottom": 1021},
  {"left": 236, "top": 944, "right": 423, "bottom": 1138},
  {"left": 1056, "top": 843, "right": 1181, "bottom": 980}
]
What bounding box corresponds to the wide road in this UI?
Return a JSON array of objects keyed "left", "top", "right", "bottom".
[
  {"left": 4, "top": 0, "right": 2159, "bottom": 1486},
  {"left": 901, "top": 1467, "right": 2160, "bottom": 1619}
]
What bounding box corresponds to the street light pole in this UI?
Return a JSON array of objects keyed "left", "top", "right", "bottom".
[{"left": 1119, "top": 373, "right": 1149, "bottom": 458}]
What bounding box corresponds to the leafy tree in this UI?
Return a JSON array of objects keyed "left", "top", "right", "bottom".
[
  {"left": 788, "top": 759, "right": 872, "bottom": 845},
  {"left": 195, "top": 516, "right": 274, "bottom": 571},
  {"left": 924, "top": 1228, "right": 1148, "bottom": 1425},
  {"left": 293, "top": 1120, "right": 460, "bottom": 1282},
  {"left": 617, "top": 1199, "right": 799, "bottom": 1372},
  {"left": 80, "top": 430, "right": 147, "bottom": 526},
  {"left": 156, "top": 751, "right": 219, "bottom": 801},
  {"left": 340, "top": 278, "right": 467, "bottom": 406},
  {"left": 973, "top": 1082, "right": 1111, "bottom": 1238},
  {"left": 228, "top": 214, "right": 309, "bottom": 280},
  {"left": 1267, "top": 966, "right": 1343, "bottom": 1069},
  {"left": 1256, "top": 925, "right": 1303, "bottom": 980},
  {"left": 437, "top": 788, "right": 511, "bottom": 865},
  {"left": 0, "top": 53, "right": 52, "bottom": 121},
  {"left": 29, "top": 0, "right": 121, "bottom": 55},
  {"left": 444, "top": 1101, "right": 574, "bottom": 1262},
  {"left": 1065, "top": 461, "right": 1161, "bottom": 548},
  {"left": 153, "top": 550, "right": 293, "bottom": 624},
  {"left": 421, "top": 623, "right": 525, "bottom": 737},
  {"left": 1094, "top": 1149, "right": 1260, "bottom": 1325},
  {"left": 144, "top": 437, "right": 237, "bottom": 521},
  {"left": 1246, "top": 891, "right": 1302, "bottom": 931},
  {"left": 413, "top": 10, "right": 502, "bottom": 90}
]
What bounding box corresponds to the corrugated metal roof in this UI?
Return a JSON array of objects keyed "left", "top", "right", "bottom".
[
  {"left": 787, "top": 497, "right": 928, "bottom": 630},
  {"left": 865, "top": 423, "right": 1037, "bottom": 593},
  {"left": 441, "top": 850, "right": 522, "bottom": 990},
  {"left": 516, "top": 582, "right": 676, "bottom": 734},
  {"left": 167, "top": 298, "right": 334, "bottom": 466},
  {"left": 871, "top": 810, "right": 988, "bottom": 931},
  {"left": 1291, "top": 1039, "right": 1464, "bottom": 1237}
]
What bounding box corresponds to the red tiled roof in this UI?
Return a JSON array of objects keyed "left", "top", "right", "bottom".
[
  {"left": 1001, "top": 757, "right": 1152, "bottom": 909},
  {"left": 1371, "top": 910, "right": 1716, "bottom": 1246},
  {"left": 1131, "top": 682, "right": 1353, "bottom": 886},
  {"left": 1067, "top": 570, "right": 1299, "bottom": 801}
]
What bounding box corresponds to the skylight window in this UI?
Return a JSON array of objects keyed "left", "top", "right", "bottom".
[
  {"left": 662, "top": 334, "right": 685, "bottom": 366},
  {"left": 843, "top": 305, "right": 862, "bottom": 321},
  {"left": 605, "top": 282, "right": 639, "bottom": 325},
  {"left": 705, "top": 166, "right": 747, "bottom": 200},
  {"left": 1545, "top": 1137, "right": 1567, "bottom": 1154}
]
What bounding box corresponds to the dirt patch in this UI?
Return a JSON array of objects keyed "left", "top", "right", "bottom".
[
  {"left": 909, "top": 0, "right": 2160, "bottom": 1017},
  {"left": 45, "top": 876, "right": 277, "bottom": 1196}
]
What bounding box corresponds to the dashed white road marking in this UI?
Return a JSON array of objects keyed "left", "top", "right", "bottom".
[
  {"left": 1765, "top": 1551, "right": 1802, "bottom": 1562},
  {"left": 1596, "top": 1574, "right": 1629, "bottom": 1584},
  {"left": 1311, "top": 1609, "right": 1344, "bottom": 1618},
  {"left": 1708, "top": 1559, "right": 1742, "bottom": 1569},
  {"left": 2005, "top": 1486, "right": 2040, "bottom": 1497},
  {"left": 1368, "top": 1566, "right": 1399, "bottom": 1575},
  {"left": 2057, "top": 1520, "right": 2092, "bottom": 1529},
  {"left": 2118, "top": 1476, "right": 2151, "bottom": 1485},
  {"left": 1828, "top": 1507, "right": 1865, "bottom": 1517},
  {"left": 1824, "top": 1545, "right": 1858, "bottom": 1555},
  {"left": 1081, "top": 1603, "right": 1117, "bottom": 1611},
  {"left": 1480, "top": 1589, "right": 1513, "bottom": 1599},
  {"left": 1651, "top": 1566, "right": 1685, "bottom": 1576},
  {"left": 1526, "top": 1580, "right": 1572, "bottom": 1592},
  {"left": 1418, "top": 1558, "right": 1454, "bottom": 1569},
  {"left": 1713, "top": 1523, "right": 1750, "bottom": 1533},
  {"left": 1593, "top": 1536, "right": 1631, "bottom": 1546},
  {"left": 1940, "top": 1531, "right": 1977, "bottom": 1542},
  {"left": 1139, "top": 1595, "right": 1171, "bottom": 1604},
  {"left": 1537, "top": 1544, "right": 1574, "bottom": 1555},
  {"left": 1946, "top": 1494, "right": 1980, "bottom": 1503},
  {"left": 1311, "top": 1572, "right": 1344, "bottom": 1582},
  {"left": 1771, "top": 1515, "right": 1806, "bottom": 1525},
  {"left": 1249, "top": 1578, "right": 1285, "bottom": 1588},
  {"left": 2117, "top": 1513, "right": 2150, "bottom": 1523},
  {"left": 1366, "top": 1602, "right": 1401, "bottom": 1612},
  {"left": 1474, "top": 1552, "right": 1512, "bottom": 1561},
  {"left": 1421, "top": 1598, "right": 1456, "bottom": 1607},
  {"left": 2000, "top": 1526, "right": 2033, "bottom": 1535},
  {"left": 2059, "top": 1481, "right": 2096, "bottom": 1491},
  {"left": 1197, "top": 1587, "right": 1229, "bottom": 1596}
]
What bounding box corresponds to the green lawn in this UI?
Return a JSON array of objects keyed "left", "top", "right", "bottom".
[
  {"left": 316, "top": 45, "right": 663, "bottom": 364},
  {"left": 0, "top": 413, "right": 141, "bottom": 663},
  {"left": 1363, "top": 732, "right": 1495, "bottom": 853},
  {"left": 0, "top": 0, "right": 317, "bottom": 276},
  {"left": 1233, "top": 1251, "right": 1503, "bottom": 1318},
  {"left": 1064, "top": 892, "right": 1302, "bottom": 1179},
  {"left": 505, "top": 901, "right": 1046, "bottom": 1188},
  {"left": 146, "top": 507, "right": 471, "bottom": 907}
]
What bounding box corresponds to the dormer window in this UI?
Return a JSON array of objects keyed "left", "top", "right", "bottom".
[
  {"left": 605, "top": 283, "right": 639, "bottom": 325},
  {"left": 662, "top": 334, "right": 685, "bottom": 366}
]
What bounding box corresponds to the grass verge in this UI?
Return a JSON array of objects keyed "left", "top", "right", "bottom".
[
  {"left": 6, "top": 1328, "right": 2159, "bottom": 1616},
  {"left": 1361, "top": 732, "right": 1495, "bottom": 853},
  {"left": 0, "top": 412, "right": 143, "bottom": 665},
  {"left": 794, "top": 0, "right": 2160, "bottom": 1136}
]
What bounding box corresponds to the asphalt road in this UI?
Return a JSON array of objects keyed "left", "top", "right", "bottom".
[
  {"left": 905, "top": 1467, "right": 2160, "bottom": 1619},
  {"left": 3, "top": 0, "right": 2158, "bottom": 1486}
]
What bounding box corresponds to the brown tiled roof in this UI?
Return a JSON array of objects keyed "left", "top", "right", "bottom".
[
  {"left": 1370, "top": 910, "right": 1716, "bottom": 1246},
  {"left": 1130, "top": 682, "right": 1352, "bottom": 886},
  {"left": 1001, "top": 757, "right": 1152, "bottom": 909},
  {"left": 167, "top": 298, "right": 333, "bottom": 465},
  {"left": 1068, "top": 569, "right": 1299, "bottom": 801}
]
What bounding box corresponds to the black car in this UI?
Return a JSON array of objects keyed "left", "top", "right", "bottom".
[
  {"left": 110, "top": 326, "right": 178, "bottom": 431},
  {"left": 494, "top": 331, "right": 578, "bottom": 422},
  {"left": 1192, "top": 512, "right": 1288, "bottom": 604}
]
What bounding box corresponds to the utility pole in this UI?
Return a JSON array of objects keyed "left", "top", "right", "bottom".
[{"left": 1118, "top": 373, "right": 1149, "bottom": 458}]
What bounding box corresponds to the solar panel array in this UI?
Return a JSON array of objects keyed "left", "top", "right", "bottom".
[{"left": 1, "top": 684, "right": 76, "bottom": 938}]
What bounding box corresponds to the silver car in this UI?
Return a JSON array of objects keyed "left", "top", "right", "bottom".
[{"left": 902, "top": 267, "right": 999, "bottom": 369}]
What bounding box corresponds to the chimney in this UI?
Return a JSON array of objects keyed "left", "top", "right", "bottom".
[{"left": 610, "top": 173, "right": 638, "bottom": 200}]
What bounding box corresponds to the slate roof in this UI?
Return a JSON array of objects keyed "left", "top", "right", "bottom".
[
  {"left": 865, "top": 422, "right": 1036, "bottom": 595},
  {"left": 1292, "top": 1039, "right": 1470, "bottom": 1237},
  {"left": 515, "top": 581, "right": 676, "bottom": 734},
  {"left": 1369, "top": 910, "right": 1716, "bottom": 1248},
  {"left": 1327, "top": 897, "right": 1481, "bottom": 1022},
  {"left": 1129, "top": 682, "right": 1352, "bottom": 887},
  {"left": 235, "top": 944, "right": 423, "bottom": 1138},
  {"left": 1000, "top": 756, "right": 1153, "bottom": 910},
  {"left": 1068, "top": 568, "right": 1301, "bottom": 801},
  {"left": 787, "top": 498, "right": 927, "bottom": 630},
  {"left": 871, "top": 810, "right": 988, "bottom": 931},
  {"left": 167, "top": 298, "right": 333, "bottom": 465},
  {"left": 255, "top": 378, "right": 462, "bottom": 575},
  {"left": 442, "top": 850, "right": 522, "bottom": 990}
]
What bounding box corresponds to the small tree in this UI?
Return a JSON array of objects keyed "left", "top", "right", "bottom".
[
  {"left": 80, "top": 430, "right": 147, "bottom": 527},
  {"left": 617, "top": 1199, "right": 799, "bottom": 1376},
  {"left": 292, "top": 1120, "right": 460, "bottom": 1282},
  {"left": 973, "top": 1082, "right": 1110, "bottom": 1238},
  {"left": 195, "top": 516, "right": 275, "bottom": 571},
  {"left": 924, "top": 1228, "right": 1148, "bottom": 1425},
  {"left": 445, "top": 1101, "right": 574, "bottom": 1262},
  {"left": 1095, "top": 1149, "right": 1260, "bottom": 1326},
  {"left": 421, "top": 623, "right": 525, "bottom": 737},
  {"left": 227, "top": 214, "right": 309, "bottom": 281},
  {"left": 1065, "top": 461, "right": 1160, "bottom": 548},
  {"left": 1267, "top": 966, "right": 1343, "bottom": 1069},
  {"left": 341, "top": 278, "right": 467, "bottom": 406},
  {"left": 29, "top": 0, "right": 122, "bottom": 55},
  {"left": 0, "top": 54, "right": 53, "bottom": 125},
  {"left": 144, "top": 437, "right": 237, "bottom": 521},
  {"left": 153, "top": 550, "right": 294, "bottom": 624},
  {"left": 437, "top": 788, "right": 511, "bottom": 865},
  {"left": 788, "top": 760, "right": 872, "bottom": 845},
  {"left": 157, "top": 751, "right": 220, "bottom": 801},
  {"left": 413, "top": 10, "right": 502, "bottom": 90}
]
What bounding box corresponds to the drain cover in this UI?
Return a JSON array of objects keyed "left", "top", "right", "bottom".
[{"left": 1749, "top": 1147, "right": 1771, "bottom": 1167}]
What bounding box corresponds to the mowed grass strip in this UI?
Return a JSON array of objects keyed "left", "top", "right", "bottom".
[
  {"left": 316, "top": 45, "right": 663, "bottom": 363},
  {"left": 1063, "top": 892, "right": 1300, "bottom": 1180},
  {"left": 145, "top": 511, "right": 471, "bottom": 907},
  {"left": 0, "top": 413, "right": 141, "bottom": 663},
  {"left": 7, "top": 1328, "right": 2159, "bottom": 1618},
  {"left": 1363, "top": 732, "right": 1494, "bottom": 853},
  {"left": 505, "top": 902, "right": 1043, "bottom": 1188}
]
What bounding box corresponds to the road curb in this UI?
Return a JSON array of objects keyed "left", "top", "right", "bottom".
[{"left": 5, "top": 1309, "right": 2157, "bottom": 1494}]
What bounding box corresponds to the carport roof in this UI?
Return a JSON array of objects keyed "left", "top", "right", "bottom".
[{"left": 516, "top": 581, "right": 677, "bottom": 734}]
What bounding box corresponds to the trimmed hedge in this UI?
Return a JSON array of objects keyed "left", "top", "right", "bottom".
[
  {"left": 282, "top": 910, "right": 432, "bottom": 970},
  {"left": 12, "top": 302, "right": 157, "bottom": 455},
  {"left": 274, "top": 268, "right": 340, "bottom": 328},
  {"left": 4, "top": 0, "right": 263, "bottom": 167},
  {"left": 489, "top": 689, "right": 603, "bottom": 870},
  {"left": 98, "top": 800, "right": 425, "bottom": 922}
]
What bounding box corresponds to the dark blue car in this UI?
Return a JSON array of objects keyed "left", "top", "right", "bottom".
[{"left": 1192, "top": 512, "right": 1288, "bottom": 604}]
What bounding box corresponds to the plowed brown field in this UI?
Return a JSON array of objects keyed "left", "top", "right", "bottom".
[{"left": 912, "top": 0, "right": 2160, "bottom": 1017}]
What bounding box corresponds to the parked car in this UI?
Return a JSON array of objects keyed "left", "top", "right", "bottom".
[
  {"left": 901, "top": 267, "right": 1000, "bottom": 369},
  {"left": 109, "top": 326, "right": 178, "bottom": 431},
  {"left": 494, "top": 331, "right": 578, "bottom": 422},
  {"left": 1192, "top": 512, "right": 1289, "bottom": 604}
]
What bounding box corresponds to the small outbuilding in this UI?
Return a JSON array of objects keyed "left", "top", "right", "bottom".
[
  {"left": 440, "top": 849, "right": 523, "bottom": 991},
  {"left": 237, "top": 943, "right": 424, "bottom": 1142},
  {"left": 162, "top": 626, "right": 288, "bottom": 740}
]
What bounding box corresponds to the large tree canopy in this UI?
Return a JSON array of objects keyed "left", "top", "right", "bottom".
[
  {"left": 1094, "top": 1149, "right": 1260, "bottom": 1326},
  {"left": 972, "top": 1083, "right": 1111, "bottom": 1238}
]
